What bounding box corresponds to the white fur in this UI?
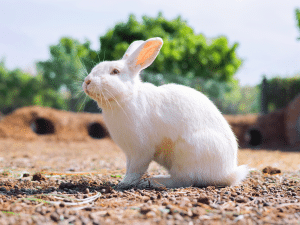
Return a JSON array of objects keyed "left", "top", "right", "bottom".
[{"left": 82, "top": 37, "right": 248, "bottom": 189}]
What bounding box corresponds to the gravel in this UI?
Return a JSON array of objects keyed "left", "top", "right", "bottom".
[
  {"left": 0, "top": 139, "right": 300, "bottom": 224},
  {"left": 0, "top": 168, "right": 299, "bottom": 224}
]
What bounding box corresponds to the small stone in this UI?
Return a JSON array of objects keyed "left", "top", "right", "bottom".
[
  {"left": 150, "top": 195, "right": 157, "bottom": 200},
  {"left": 235, "top": 196, "right": 247, "bottom": 203},
  {"left": 197, "top": 195, "right": 210, "bottom": 205},
  {"left": 174, "top": 214, "right": 184, "bottom": 221},
  {"left": 262, "top": 166, "right": 281, "bottom": 175},
  {"left": 263, "top": 202, "right": 270, "bottom": 207},
  {"left": 157, "top": 193, "right": 162, "bottom": 199},
  {"left": 84, "top": 207, "right": 92, "bottom": 211},
  {"left": 167, "top": 215, "right": 173, "bottom": 220},
  {"left": 50, "top": 212, "right": 60, "bottom": 222},
  {"left": 165, "top": 205, "right": 173, "bottom": 210},
  {"left": 32, "top": 172, "right": 46, "bottom": 181},
  {"left": 79, "top": 215, "right": 90, "bottom": 224},
  {"left": 146, "top": 211, "right": 156, "bottom": 218},
  {"left": 23, "top": 173, "right": 30, "bottom": 177},
  {"left": 140, "top": 207, "right": 151, "bottom": 215},
  {"left": 0, "top": 187, "right": 7, "bottom": 192}
]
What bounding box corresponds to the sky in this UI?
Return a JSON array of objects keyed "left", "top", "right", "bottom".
[{"left": 0, "top": 0, "right": 300, "bottom": 86}]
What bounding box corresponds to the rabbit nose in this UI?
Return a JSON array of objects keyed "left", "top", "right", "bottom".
[{"left": 85, "top": 80, "right": 91, "bottom": 85}]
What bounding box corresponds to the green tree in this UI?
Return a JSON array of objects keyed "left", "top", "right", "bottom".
[
  {"left": 99, "top": 13, "right": 242, "bottom": 82},
  {"left": 296, "top": 8, "right": 300, "bottom": 40},
  {"left": 0, "top": 61, "right": 66, "bottom": 114},
  {"left": 263, "top": 76, "right": 300, "bottom": 112},
  {"left": 37, "top": 13, "right": 243, "bottom": 113},
  {"left": 37, "top": 37, "right": 97, "bottom": 111},
  {"left": 219, "top": 85, "right": 260, "bottom": 114}
]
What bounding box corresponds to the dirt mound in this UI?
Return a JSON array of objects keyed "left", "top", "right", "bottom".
[
  {"left": 0, "top": 103, "right": 299, "bottom": 149},
  {"left": 285, "top": 93, "right": 300, "bottom": 146},
  {"left": 256, "top": 109, "right": 288, "bottom": 148},
  {"left": 0, "top": 106, "right": 260, "bottom": 146},
  {"left": 225, "top": 109, "right": 291, "bottom": 149},
  {"left": 224, "top": 114, "right": 258, "bottom": 147},
  {"left": 0, "top": 106, "right": 109, "bottom": 142}
]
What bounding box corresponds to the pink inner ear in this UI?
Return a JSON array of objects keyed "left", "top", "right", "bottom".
[{"left": 136, "top": 40, "right": 161, "bottom": 67}]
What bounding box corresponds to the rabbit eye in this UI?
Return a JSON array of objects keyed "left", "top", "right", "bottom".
[{"left": 110, "top": 69, "right": 120, "bottom": 75}]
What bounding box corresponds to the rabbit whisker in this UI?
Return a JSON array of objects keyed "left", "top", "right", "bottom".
[
  {"left": 73, "top": 91, "right": 85, "bottom": 111},
  {"left": 74, "top": 89, "right": 85, "bottom": 99},
  {"left": 94, "top": 86, "right": 113, "bottom": 115},
  {"left": 102, "top": 95, "right": 112, "bottom": 114},
  {"left": 76, "top": 56, "right": 89, "bottom": 76},
  {"left": 97, "top": 87, "right": 113, "bottom": 116},
  {"left": 78, "top": 94, "right": 88, "bottom": 112},
  {"left": 102, "top": 91, "right": 113, "bottom": 114},
  {"left": 103, "top": 88, "right": 130, "bottom": 121}
]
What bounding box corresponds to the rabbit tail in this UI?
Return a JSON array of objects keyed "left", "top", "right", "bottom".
[{"left": 226, "top": 165, "right": 249, "bottom": 186}]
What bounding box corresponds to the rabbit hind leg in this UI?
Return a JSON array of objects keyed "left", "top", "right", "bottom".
[{"left": 136, "top": 175, "right": 194, "bottom": 189}]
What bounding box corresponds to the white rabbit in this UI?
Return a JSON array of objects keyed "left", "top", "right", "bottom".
[{"left": 82, "top": 37, "right": 248, "bottom": 189}]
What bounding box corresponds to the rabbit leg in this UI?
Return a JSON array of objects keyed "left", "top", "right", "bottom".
[
  {"left": 136, "top": 175, "right": 194, "bottom": 189},
  {"left": 116, "top": 155, "right": 152, "bottom": 190}
]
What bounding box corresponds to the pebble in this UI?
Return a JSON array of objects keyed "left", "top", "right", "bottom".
[
  {"left": 50, "top": 212, "right": 60, "bottom": 222},
  {"left": 0, "top": 187, "right": 7, "bottom": 192},
  {"left": 146, "top": 211, "right": 156, "bottom": 218}
]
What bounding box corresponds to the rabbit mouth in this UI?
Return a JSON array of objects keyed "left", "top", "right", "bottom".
[
  {"left": 85, "top": 90, "right": 115, "bottom": 103},
  {"left": 83, "top": 87, "right": 92, "bottom": 97},
  {"left": 83, "top": 84, "right": 119, "bottom": 106}
]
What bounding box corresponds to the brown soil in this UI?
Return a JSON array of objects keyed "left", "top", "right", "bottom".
[
  {"left": 0, "top": 138, "right": 300, "bottom": 224},
  {"left": 0, "top": 107, "right": 300, "bottom": 224},
  {"left": 1, "top": 105, "right": 299, "bottom": 149},
  {"left": 285, "top": 93, "right": 300, "bottom": 146},
  {"left": 0, "top": 106, "right": 109, "bottom": 142}
]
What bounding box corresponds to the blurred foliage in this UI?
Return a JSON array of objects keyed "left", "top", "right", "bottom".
[
  {"left": 141, "top": 71, "right": 260, "bottom": 114},
  {"left": 4, "top": 11, "right": 300, "bottom": 115},
  {"left": 0, "top": 60, "right": 66, "bottom": 114},
  {"left": 296, "top": 8, "right": 300, "bottom": 40},
  {"left": 220, "top": 85, "right": 260, "bottom": 115},
  {"left": 36, "top": 13, "right": 243, "bottom": 113},
  {"left": 37, "top": 37, "right": 97, "bottom": 111},
  {"left": 99, "top": 12, "right": 242, "bottom": 82},
  {"left": 261, "top": 76, "right": 300, "bottom": 112}
]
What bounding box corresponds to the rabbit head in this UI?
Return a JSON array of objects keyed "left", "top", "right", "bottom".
[{"left": 82, "top": 37, "right": 163, "bottom": 108}]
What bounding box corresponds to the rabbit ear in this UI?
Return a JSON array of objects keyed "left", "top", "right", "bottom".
[
  {"left": 126, "top": 37, "right": 163, "bottom": 74},
  {"left": 122, "top": 40, "right": 145, "bottom": 60}
]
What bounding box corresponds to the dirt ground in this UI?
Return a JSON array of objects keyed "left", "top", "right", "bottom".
[{"left": 0, "top": 137, "right": 300, "bottom": 225}]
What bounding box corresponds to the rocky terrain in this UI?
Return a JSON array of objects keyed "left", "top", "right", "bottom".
[{"left": 0, "top": 138, "right": 299, "bottom": 225}]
